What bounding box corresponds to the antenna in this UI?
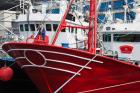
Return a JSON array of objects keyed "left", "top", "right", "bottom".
[{"left": 123, "top": 0, "right": 128, "bottom": 22}]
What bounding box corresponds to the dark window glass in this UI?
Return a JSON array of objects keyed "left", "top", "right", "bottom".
[
  {"left": 20, "top": 24, "right": 24, "bottom": 31},
  {"left": 30, "top": 24, "right": 35, "bottom": 31},
  {"left": 52, "top": 8, "right": 60, "bottom": 14},
  {"left": 71, "top": 28, "right": 74, "bottom": 33},
  {"left": 106, "top": 27, "right": 111, "bottom": 30},
  {"left": 53, "top": 24, "right": 58, "bottom": 31},
  {"left": 66, "top": 14, "right": 75, "bottom": 21},
  {"left": 32, "top": 9, "right": 38, "bottom": 13},
  {"left": 68, "top": 28, "right": 70, "bottom": 32},
  {"left": 46, "top": 24, "right": 52, "bottom": 31},
  {"left": 103, "top": 34, "right": 111, "bottom": 42},
  {"left": 114, "top": 34, "right": 140, "bottom": 42},
  {"left": 36, "top": 24, "right": 39, "bottom": 30},
  {"left": 46, "top": 10, "right": 51, "bottom": 13},
  {"left": 75, "top": 28, "right": 77, "bottom": 34},
  {"left": 25, "top": 24, "right": 29, "bottom": 31},
  {"left": 61, "top": 28, "right": 66, "bottom": 32},
  {"left": 112, "top": 28, "right": 115, "bottom": 30}
]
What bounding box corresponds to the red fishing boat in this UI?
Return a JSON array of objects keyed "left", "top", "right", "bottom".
[{"left": 2, "top": 0, "right": 140, "bottom": 93}]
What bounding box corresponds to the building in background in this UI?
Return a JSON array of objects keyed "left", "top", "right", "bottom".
[{"left": 0, "top": 10, "right": 16, "bottom": 35}]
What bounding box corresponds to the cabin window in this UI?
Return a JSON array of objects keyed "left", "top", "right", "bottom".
[
  {"left": 52, "top": 8, "right": 60, "bottom": 14},
  {"left": 112, "top": 28, "right": 115, "bottom": 30},
  {"left": 103, "top": 34, "right": 111, "bottom": 42},
  {"left": 71, "top": 28, "right": 74, "bottom": 33},
  {"left": 52, "top": 3, "right": 60, "bottom": 14},
  {"left": 46, "top": 24, "right": 52, "bottom": 31},
  {"left": 106, "top": 27, "right": 111, "bottom": 30},
  {"left": 61, "top": 28, "right": 66, "bottom": 32},
  {"left": 75, "top": 28, "right": 77, "bottom": 34},
  {"left": 25, "top": 24, "right": 29, "bottom": 31},
  {"left": 46, "top": 3, "right": 60, "bottom": 14},
  {"left": 36, "top": 24, "right": 40, "bottom": 30},
  {"left": 53, "top": 24, "right": 58, "bottom": 31},
  {"left": 32, "top": 9, "right": 38, "bottom": 13},
  {"left": 20, "top": 24, "right": 24, "bottom": 31},
  {"left": 30, "top": 24, "right": 35, "bottom": 31},
  {"left": 68, "top": 28, "right": 71, "bottom": 32},
  {"left": 79, "top": 16, "right": 82, "bottom": 19},
  {"left": 46, "top": 10, "right": 51, "bottom": 13},
  {"left": 114, "top": 34, "right": 140, "bottom": 42},
  {"left": 66, "top": 14, "right": 75, "bottom": 21}
]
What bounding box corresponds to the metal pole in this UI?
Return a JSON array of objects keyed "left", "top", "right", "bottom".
[
  {"left": 88, "top": 0, "right": 97, "bottom": 54},
  {"left": 51, "top": 0, "right": 75, "bottom": 45}
]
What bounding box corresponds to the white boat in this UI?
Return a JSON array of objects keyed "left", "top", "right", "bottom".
[
  {"left": 100, "top": 0, "right": 140, "bottom": 65},
  {"left": 12, "top": 0, "right": 88, "bottom": 49},
  {"left": 3, "top": 0, "right": 140, "bottom": 66}
]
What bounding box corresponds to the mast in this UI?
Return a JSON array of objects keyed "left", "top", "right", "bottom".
[
  {"left": 88, "top": 0, "right": 97, "bottom": 54},
  {"left": 51, "top": 0, "right": 75, "bottom": 45},
  {"left": 51, "top": 0, "right": 97, "bottom": 54}
]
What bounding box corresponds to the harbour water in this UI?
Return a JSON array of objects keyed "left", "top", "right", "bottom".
[{"left": 0, "top": 62, "right": 39, "bottom": 93}]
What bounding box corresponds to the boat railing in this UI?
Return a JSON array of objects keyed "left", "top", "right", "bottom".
[{"left": 26, "top": 35, "right": 49, "bottom": 45}]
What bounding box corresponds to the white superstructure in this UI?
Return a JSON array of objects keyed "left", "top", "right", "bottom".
[
  {"left": 12, "top": 0, "right": 88, "bottom": 48},
  {"left": 100, "top": 1, "right": 140, "bottom": 65}
]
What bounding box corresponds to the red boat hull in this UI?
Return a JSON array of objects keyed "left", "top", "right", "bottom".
[{"left": 2, "top": 42, "right": 140, "bottom": 93}]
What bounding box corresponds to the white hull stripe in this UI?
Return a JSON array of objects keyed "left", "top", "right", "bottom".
[
  {"left": 15, "top": 57, "right": 91, "bottom": 69},
  {"left": 8, "top": 48, "right": 103, "bottom": 64},
  {"left": 45, "top": 58, "right": 92, "bottom": 69},
  {"left": 78, "top": 80, "right": 140, "bottom": 93},
  {"left": 22, "top": 65, "right": 81, "bottom": 75},
  {"left": 15, "top": 57, "right": 81, "bottom": 75}
]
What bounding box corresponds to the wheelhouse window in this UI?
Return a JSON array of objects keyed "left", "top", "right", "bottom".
[
  {"left": 66, "top": 14, "right": 75, "bottom": 21},
  {"left": 53, "top": 24, "right": 58, "bottom": 31},
  {"left": 30, "top": 24, "right": 35, "bottom": 31},
  {"left": 103, "top": 34, "right": 111, "bottom": 42},
  {"left": 46, "top": 3, "right": 60, "bottom": 14},
  {"left": 36, "top": 24, "right": 40, "bottom": 30},
  {"left": 114, "top": 34, "right": 140, "bottom": 42},
  {"left": 20, "top": 24, "right": 24, "bottom": 31},
  {"left": 71, "top": 28, "right": 74, "bottom": 33},
  {"left": 71, "top": 28, "right": 77, "bottom": 34},
  {"left": 46, "top": 10, "right": 51, "bottom": 13},
  {"left": 112, "top": 28, "right": 115, "bottom": 30},
  {"left": 25, "top": 24, "right": 29, "bottom": 31},
  {"left": 46, "top": 24, "right": 52, "bottom": 31},
  {"left": 32, "top": 9, "right": 38, "bottom": 13},
  {"left": 52, "top": 8, "right": 60, "bottom": 14},
  {"left": 75, "top": 28, "right": 77, "bottom": 34},
  {"left": 106, "top": 27, "right": 111, "bottom": 30},
  {"left": 61, "top": 28, "right": 66, "bottom": 32}
]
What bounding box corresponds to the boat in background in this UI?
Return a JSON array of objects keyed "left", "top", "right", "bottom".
[
  {"left": 100, "top": 0, "right": 140, "bottom": 66},
  {"left": 2, "top": 0, "right": 140, "bottom": 93}
]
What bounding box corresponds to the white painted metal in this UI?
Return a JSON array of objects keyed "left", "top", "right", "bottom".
[{"left": 101, "top": 1, "right": 140, "bottom": 65}]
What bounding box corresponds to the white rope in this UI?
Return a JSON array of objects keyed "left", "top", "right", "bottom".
[
  {"left": 7, "top": 48, "right": 103, "bottom": 64},
  {"left": 78, "top": 80, "right": 140, "bottom": 93},
  {"left": 54, "top": 55, "right": 98, "bottom": 93}
]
